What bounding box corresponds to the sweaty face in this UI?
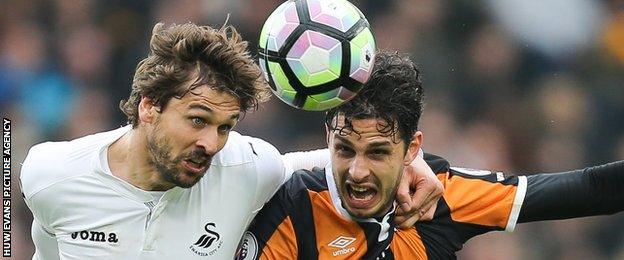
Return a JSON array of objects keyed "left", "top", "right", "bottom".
[
  {"left": 329, "top": 117, "right": 414, "bottom": 219},
  {"left": 145, "top": 85, "right": 240, "bottom": 188}
]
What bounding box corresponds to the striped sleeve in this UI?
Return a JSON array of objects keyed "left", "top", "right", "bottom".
[
  {"left": 442, "top": 167, "right": 527, "bottom": 232},
  {"left": 417, "top": 154, "right": 527, "bottom": 257}
]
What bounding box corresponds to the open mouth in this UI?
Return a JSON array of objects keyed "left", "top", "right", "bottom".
[
  {"left": 344, "top": 183, "right": 379, "bottom": 209},
  {"left": 182, "top": 157, "right": 210, "bottom": 174}
]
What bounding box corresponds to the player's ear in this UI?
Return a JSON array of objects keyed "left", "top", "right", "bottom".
[
  {"left": 325, "top": 123, "right": 331, "bottom": 145},
  {"left": 138, "top": 97, "right": 158, "bottom": 124},
  {"left": 404, "top": 131, "right": 423, "bottom": 165}
]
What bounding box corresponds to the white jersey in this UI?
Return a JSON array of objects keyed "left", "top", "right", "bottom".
[{"left": 20, "top": 126, "right": 290, "bottom": 259}]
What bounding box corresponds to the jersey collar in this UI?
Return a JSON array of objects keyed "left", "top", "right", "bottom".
[{"left": 90, "top": 126, "right": 184, "bottom": 203}]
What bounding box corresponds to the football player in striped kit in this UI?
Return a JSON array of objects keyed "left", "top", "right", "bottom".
[{"left": 239, "top": 51, "right": 624, "bottom": 260}]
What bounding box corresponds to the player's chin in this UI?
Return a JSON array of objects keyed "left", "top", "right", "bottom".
[
  {"left": 342, "top": 192, "right": 387, "bottom": 219},
  {"left": 345, "top": 203, "right": 389, "bottom": 219},
  {"left": 175, "top": 171, "right": 206, "bottom": 188}
]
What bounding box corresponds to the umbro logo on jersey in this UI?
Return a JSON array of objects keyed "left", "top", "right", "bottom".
[
  {"left": 329, "top": 236, "right": 356, "bottom": 248},
  {"left": 328, "top": 236, "right": 356, "bottom": 256},
  {"left": 189, "top": 222, "right": 223, "bottom": 256}
]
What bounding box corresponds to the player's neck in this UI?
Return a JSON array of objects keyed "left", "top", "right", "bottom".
[{"left": 108, "top": 129, "right": 174, "bottom": 191}]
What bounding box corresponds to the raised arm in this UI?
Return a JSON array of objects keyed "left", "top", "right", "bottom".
[
  {"left": 425, "top": 156, "right": 624, "bottom": 249},
  {"left": 518, "top": 160, "right": 624, "bottom": 223},
  {"left": 281, "top": 148, "right": 330, "bottom": 175}
]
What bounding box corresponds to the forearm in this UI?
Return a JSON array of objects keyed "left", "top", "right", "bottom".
[
  {"left": 518, "top": 161, "right": 624, "bottom": 223},
  {"left": 281, "top": 148, "right": 329, "bottom": 172}
]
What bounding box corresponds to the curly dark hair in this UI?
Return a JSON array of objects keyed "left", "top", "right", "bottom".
[
  {"left": 120, "top": 22, "right": 271, "bottom": 127},
  {"left": 325, "top": 50, "right": 424, "bottom": 145}
]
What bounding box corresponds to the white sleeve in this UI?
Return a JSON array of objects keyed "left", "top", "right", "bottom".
[
  {"left": 246, "top": 137, "right": 289, "bottom": 210},
  {"left": 20, "top": 144, "right": 61, "bottom": 259},
  {"left": 281, "top": 148, "right": 330, "bottom": 180},
  {"left": 31, "top": 219, "right": 60, "bottom": 260},
  {"left": 20, "top": 145, "right": 53, "bottom": 226}
]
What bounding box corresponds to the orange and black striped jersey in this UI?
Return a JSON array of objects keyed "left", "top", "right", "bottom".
[{"left": 236, "top": 154, "right": 624, "bottom": 260}]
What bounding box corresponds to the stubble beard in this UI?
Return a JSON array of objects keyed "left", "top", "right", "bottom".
[{"left": 146, "top": 126, "right": 202, "bottom": 189}]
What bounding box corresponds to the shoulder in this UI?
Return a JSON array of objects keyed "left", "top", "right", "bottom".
[
  {"left": 211, "top": 132, "right": 287, "bottom": 208},
  {"left": 279, "top": 168, "right": 328, "bottom": 198},
  {"left": 423, "top": 153, "right": 451, "bottom": 174},
  {"left": 291, "top": 168, "right": 327, "bottom": 191},
  {"left": 253, "top": 168, "right": 328, "bottom": 219},
  {"left": 212, "top": 131, "right": 281, "bottom": 167},
  {"left": 20, "top": 126, "right": 129, "bottom": 199}
]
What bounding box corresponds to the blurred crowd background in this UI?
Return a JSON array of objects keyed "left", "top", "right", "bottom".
[{"left": 2, "top": 0, "right": 624, "bottom": 259}]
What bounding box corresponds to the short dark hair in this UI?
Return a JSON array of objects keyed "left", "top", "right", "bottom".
[
  {"left": 120, "top": 22, "right": 271, "bottom": 127},
  {"left": 325, "top": 50, "right": 424, "bottom": 144}
]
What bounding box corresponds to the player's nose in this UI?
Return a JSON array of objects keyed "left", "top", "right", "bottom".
[
  {"left": 196, "top": 129, "right": 220, "bottom": 155},
  {"left": 348, "top": 155, "right": 371, "bottom": 182}
]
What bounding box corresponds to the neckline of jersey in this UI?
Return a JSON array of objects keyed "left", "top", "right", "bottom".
[{"left": 90, "top": 125, "right": 184, "bottom": 204}]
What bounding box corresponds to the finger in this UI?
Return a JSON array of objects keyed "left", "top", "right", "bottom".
[
  {"left": 430, "top": 177, "right": 444, "bottom": 198},
  {"left": 415, "top": 196, "right": 439, "bottom": 221},
  {"left": 395, "top": 171, "right": 413, "bottom": 212},
  {"left": 410, "top": 170, "right": 445, "bottom": 213},
  {"left": 395, "top": 190, "right": 436, "bottom": 228},
  {"left": 395, "top": 192, "right": 439, "bottom": 227},
  {"left": 394, "top": 205, "right": 405, "bottom": 216},
  {"left": 419, "top": 201, "right": 438, "bottom": 221},
  {"left": 408, "top": 179, "right": 435, "bottom": 213},
  {"left": 395, "top": 213, "right": 420, "bottom": 229}
]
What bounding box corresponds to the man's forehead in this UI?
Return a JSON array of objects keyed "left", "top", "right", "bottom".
[
  {"left": 182, "top": 85, "right": 241, "bottom": 112},
  {"left": 332, "top": 116, "right": 391, "bottom": 132},
  {"left": 176, "top": 68, "right": 240, "bottom": 107},
  {"left": 331, "top": 116, "right": 398, "bottom": 142}
]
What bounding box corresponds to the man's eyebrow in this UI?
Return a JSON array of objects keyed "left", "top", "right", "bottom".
[
  {"left": 189, "top": 104, "right": 213, "bottom": 113},
  {"left": 334, "top": 135, "right": 353, "bottom": 146},
  {"left": 367, "top": 141, "right": 392, "bottom": 149},
  {"left": 334, "top": 135, "right": 393, "bottom": 151},
  {"left": 189, "top": 104, "right": 240, "bottom": 120}
]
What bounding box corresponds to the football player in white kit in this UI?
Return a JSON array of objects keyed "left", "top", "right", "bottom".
[{"left": 19, "top": 23, "right": 442, "bottom": 259}]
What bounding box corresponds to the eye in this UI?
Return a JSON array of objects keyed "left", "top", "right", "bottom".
[
  {"left": 335, "top": 144, "right": 354, "bottom": 156},
  {"left": 191, "top": 117, "right": 206, "bottom": 127},
  {"left": 370, "top": 149, "right": 389, "bottom": 155},
  {"left": 368, "top": 149, "right": 390, "bottom": 159},
  {"left": 217, "top": 124, "right": 233, "bottom": 134}
]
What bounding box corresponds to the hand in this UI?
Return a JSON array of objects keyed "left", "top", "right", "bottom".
[{"left": 394, "top": 156, "right": 444, "bottom": 229}]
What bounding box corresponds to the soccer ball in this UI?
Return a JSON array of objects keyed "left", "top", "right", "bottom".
[{"left": 258, "top": 0, "right": 376, "bottom": 111}]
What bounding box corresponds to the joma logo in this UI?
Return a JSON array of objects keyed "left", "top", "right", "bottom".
[{"left": 71, "top": 230, "right": 119, "bottom": 243}]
